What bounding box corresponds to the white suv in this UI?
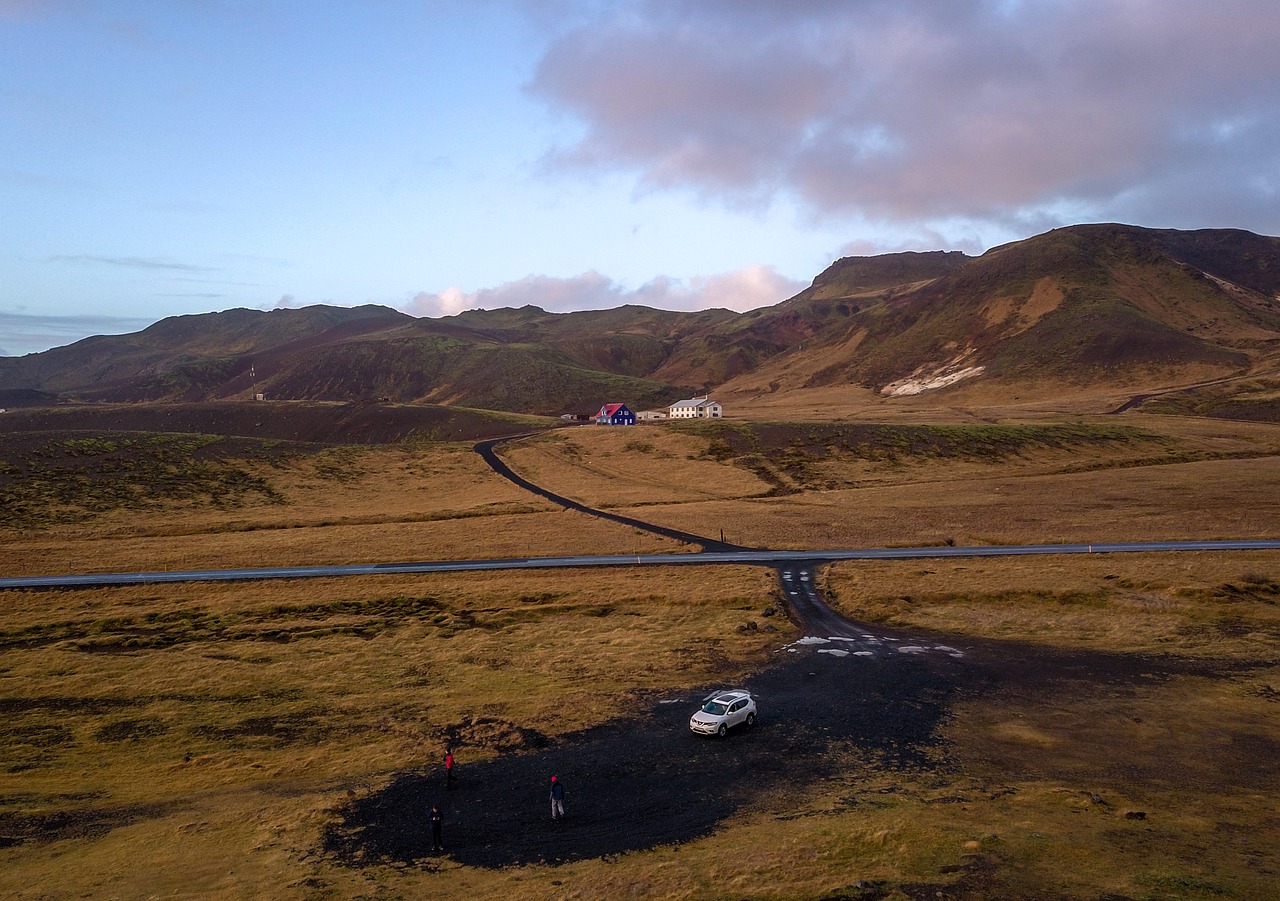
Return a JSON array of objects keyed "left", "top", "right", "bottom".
[{"left": 689, "top": 689, "right": 757, "bottom": 737}]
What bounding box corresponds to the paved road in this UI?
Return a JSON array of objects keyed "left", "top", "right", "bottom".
[
  {"left": 5, "top": 431, "right": 1278, "bottom": 601},
  {"left": 472, "top": 435, "right": 746, "bottom": 552},
  {"left": 317, "top": 438, "right": 1279, "bottom": 868},
  {"left": 4, "top": 539, "right": 1279, "bottom": 591}
]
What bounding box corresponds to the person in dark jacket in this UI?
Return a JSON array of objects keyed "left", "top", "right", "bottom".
[
  {"left": 549, "top": 775, "right": 566, "bottom": 821},
  {"left": 430, "top": 804, "right": 443, "bottom": 851}
]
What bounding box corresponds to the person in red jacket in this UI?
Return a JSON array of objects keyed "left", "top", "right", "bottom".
[{"left": 444, "top": 749, "right": 455, "bottom": 788}]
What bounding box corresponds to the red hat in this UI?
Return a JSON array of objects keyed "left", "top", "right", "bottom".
[{"left": 551, "top": 775, "right": 557, "bottom": 781}]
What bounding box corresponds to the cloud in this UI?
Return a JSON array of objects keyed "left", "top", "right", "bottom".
[
  {"left": 0, "top": 311, "right": 156, "bottom": 357},
  {"left": 529, "top": 0, "right": 1280, "bottom": 233},
  {"left": 404, "top": 265, "right": 804, "bottom": 319},
  {"left": 51, "top": 255, "right": 216, "bottom": 272}
]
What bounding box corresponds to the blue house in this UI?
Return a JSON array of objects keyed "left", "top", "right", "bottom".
[{"left": 594, "top": 403, "right": 636, "bottom": 425}]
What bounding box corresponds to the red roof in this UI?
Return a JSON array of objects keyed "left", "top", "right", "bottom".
[{"left": 600, "top": 403, "right": 626, "bottom": 415}]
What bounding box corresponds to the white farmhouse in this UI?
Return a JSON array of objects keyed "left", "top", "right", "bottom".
[{"left": 668, "top": 395, "right": 723, "bottom": 420}]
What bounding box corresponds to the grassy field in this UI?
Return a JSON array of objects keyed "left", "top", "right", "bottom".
[
  {"left": 505, "top": 415, "right": 1280, "bottom": 549},
  {"left": 0, "top": 439, "right": 687, "bottom": 576},
  {"left": 820, "top": 552, "right": 1280, "bottom": 900},
  {"left": 2, "top": 409, "right": 1279, "bottom": 898},
  {"left": 0, "top": 567, "right": 784, "bottom": 899}
]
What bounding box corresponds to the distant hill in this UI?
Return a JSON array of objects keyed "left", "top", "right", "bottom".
[
  {"left": 719, "top": 224, "right": 1280, "bottom": 399},
  {"left": 4, "top": 224, "right": 1279, "bottom": 414},
  {"left": 0, "top": 304, "right": 716, "bottom": 415}
]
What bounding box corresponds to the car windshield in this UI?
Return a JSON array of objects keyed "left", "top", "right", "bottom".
[{"left": 701, "top": 701, "right": 729, "bottom": 715}]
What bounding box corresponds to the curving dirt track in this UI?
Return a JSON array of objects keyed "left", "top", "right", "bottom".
[{"left": 323, "top": 436, "right": 1209, "bottom": 875}]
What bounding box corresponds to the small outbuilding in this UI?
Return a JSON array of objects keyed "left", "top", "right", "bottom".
[{"left": 594, "top": 403, "right": 636, "bottom": 426}]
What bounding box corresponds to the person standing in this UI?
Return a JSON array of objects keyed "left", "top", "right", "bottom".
[
  {"left": 430, "top": 804, "right": 443, "bottom": 852},
  {"left": 549, "top": 775, "right": 566, "bottom": 822},
  {"left": 444, "top": 749, "right": 455, "bottom": 789}
]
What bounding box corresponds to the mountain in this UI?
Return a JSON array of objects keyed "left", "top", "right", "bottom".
[
  {"left": 718, "top": 224, "right": 1280, "bottom": 398},
  {"left": 4, "top": 224, "right": 1279, "bottom": 414},
  {"left": 0, "top": 303, "right": 731, "bottom": 414}
]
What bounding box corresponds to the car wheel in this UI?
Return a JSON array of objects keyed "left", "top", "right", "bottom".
[
  {"left": 746, "top": 712, "right": 755, "bottom": 727},
  {"left": 717, "top": 723, "right": 728, "bottom": 738}
]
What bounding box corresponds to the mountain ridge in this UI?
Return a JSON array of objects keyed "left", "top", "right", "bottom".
[{"left": 4, "top": 224, "right": 1279, "bottom": 415}]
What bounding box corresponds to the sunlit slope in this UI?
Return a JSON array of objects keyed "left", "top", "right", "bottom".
[{"left": 4, "top": 224, "right": 1279, "bottom": 414}]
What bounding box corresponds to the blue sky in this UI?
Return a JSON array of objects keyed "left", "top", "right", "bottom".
[{"left": 3, "top": 0, "right": 1278, "bottom": 356}]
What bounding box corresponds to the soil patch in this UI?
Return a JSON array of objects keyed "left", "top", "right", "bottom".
[
  {"left": 0, "top": 803, "right": 172, "bottom": 849},
  {"left": 325, "top": 645, "right": 969, "bottom": 868},
  {"left": 323, "top": 632, "right": 1197, "bottom": 870}
]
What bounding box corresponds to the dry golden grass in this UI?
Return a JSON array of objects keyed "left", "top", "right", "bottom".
[
  {"left": 0, "top": 567, "right": 786, "bottom": 900},
  {"left": 824, "top": 551, "right": 1280, "bottom": 658},
  {"left": 2, "top": 444, "right": 691, "bottom": 576},
  {"left": 940, "top": 666, "right": 1280, "bottom": 901},
  {"left": 502, "top": 427, "right": 772, "bottom": 507},
  {"left": 495, "top": 415, "right": 1280, "bottom": 551},
  {"left": 4, "top": 411, "right": 1280, "bottom": 898},
  {"left": 634, "top": 452, "right": 1280, "bottom": 549},
  {"left": 4, "top": 508, "right": 684, "bottom": 577},
  {"left": 810, "top": 551, "right": 1280, "bottom": 898}
]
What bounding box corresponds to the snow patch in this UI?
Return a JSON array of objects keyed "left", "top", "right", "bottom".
[
  {"left": 818, "top": 648, "right": 850, "bottom": 657},
  {"left": 880, "top": 351, "right": 986, "bottom": 397},
  {"left": 881, "top": 365, "right": 985, "bottom": 396}
]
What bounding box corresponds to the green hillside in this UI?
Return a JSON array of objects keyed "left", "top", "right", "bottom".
[{"left": 4, "top": 224, "right": 1279, "bottom": 413}]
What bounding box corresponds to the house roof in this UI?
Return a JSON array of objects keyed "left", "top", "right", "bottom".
[
  {"left": 670, "top": 397, "right": 718, "bottom": 409},
  {"left": 599, "top": 403, "right": 629, "bottom": 415}
]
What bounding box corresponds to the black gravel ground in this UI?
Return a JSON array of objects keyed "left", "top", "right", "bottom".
[
  {"left": 324, "top": 638, "right": 977, "bottom": 869},
  {"left": 321, "top": 439, "right": 1204, "bottom": 873},
  {"left": 322, "top": 624, "right": 1209, "bottom": 872}
]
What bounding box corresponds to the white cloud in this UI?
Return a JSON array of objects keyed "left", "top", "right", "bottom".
[
  {"left": 529, "top": 0, "right": 1280, "bottom": 234},
  {"left": 403, "top": 264, "right": 804, "bottom": 319},
  {"left": 636, "top": 265, "right": 807, "bottom": 312}
]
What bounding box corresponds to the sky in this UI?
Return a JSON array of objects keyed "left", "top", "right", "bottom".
[{"left": 2, "top": 0, "right": 1278, "bottom": 357}]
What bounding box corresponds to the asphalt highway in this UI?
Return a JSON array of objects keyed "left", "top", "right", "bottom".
[
  {"left": 4, "top": 539, "right": 1280, "bottom": 591},
  {"left": 6, "top": 432, "right": 1278, "bottom": 591}
]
